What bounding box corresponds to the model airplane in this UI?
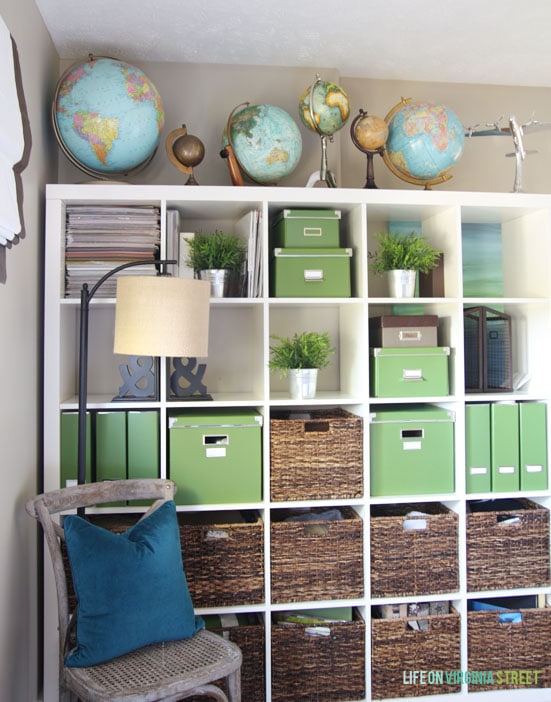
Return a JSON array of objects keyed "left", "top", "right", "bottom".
[{"left": 464, "top": 115, "right": 551, "bottom": 192}]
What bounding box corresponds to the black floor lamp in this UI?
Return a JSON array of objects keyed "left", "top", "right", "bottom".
[{"left": 76, "top": 259, "right": 210, "bottom": 488}]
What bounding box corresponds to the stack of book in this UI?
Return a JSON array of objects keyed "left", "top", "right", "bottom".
[{"left": 65, "top": 205, "right": 161, "bottom": 298}]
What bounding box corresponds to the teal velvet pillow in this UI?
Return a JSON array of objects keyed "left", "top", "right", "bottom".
[{"left": 64, "top": 500, "right": 203, "bottom": 667}]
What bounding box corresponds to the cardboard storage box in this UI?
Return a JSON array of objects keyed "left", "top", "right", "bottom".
[
  {"left": 371, "top": 502, "right": 459, "bottom": 597},
  {"left": 271, "top": 608, "right": 365, "bottom": 702},
  {"left": 168, "top": 410, "right": 262, "bottom": 504},
  {"left": 272, "top": 247, "right": 352, "bottom": 297},
  {"left": 466, "top": 498, "right": 550, "bottom": 591},
  {"left": 370, "top": 346, "right": 450, "bottom": 397},
  {"left": 272, "top": 208, "right": 341, "bottom": 248},
  {"left": 369, "top": 405, "right": 455, "bottom": 496},
  {"left": 369, "top": 314, "right": 439, "bottom": 347}
]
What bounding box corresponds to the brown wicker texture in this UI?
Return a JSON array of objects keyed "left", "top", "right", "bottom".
[
  {"left": 271, "top": 609, "right": 366, "bottom": 701},
  {"left": 188, "top": 616, "right": 265, "bottom": 702},
  {"left": 371, "top": 610, "right": 461, "bottom": 699},
  {"left": 178, "top": 511, "right": 264, "bottom": 608},
  {"left": 270, "top": 408, "right": 363, "bottom": 501},
  {"left": 270, "top": 506, "right": 363, "bottom": 603},
  {"left": 468, "top": 608, "right": 551, "bottom": 690},
  {"left": 370, "top": 503, "right": 459, "bottom": 597},
  {"left": 466, "top": 499, "right": 550, "bottom": 591}
]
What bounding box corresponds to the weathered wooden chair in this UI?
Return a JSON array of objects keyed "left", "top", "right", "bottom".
[{"left": 26, "top": 479, "right": 242, "bottom": 702}]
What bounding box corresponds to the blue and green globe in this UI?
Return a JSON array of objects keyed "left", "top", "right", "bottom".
[
  {"left": 383, "top": 98, "right": 465, "bottom": 187},
  {"left": 53, "top": 56, "right": 165, "bottom": 178},
  {"left": 223, "top": 103, "right": 302, "bottom": 184},
  {"left": 299, "top": 79, "right": 350, "bottom": 137}
]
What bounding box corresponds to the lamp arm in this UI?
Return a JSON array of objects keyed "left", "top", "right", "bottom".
[{"left": 76, "top": 258, "right": 177, "bottom": 489}]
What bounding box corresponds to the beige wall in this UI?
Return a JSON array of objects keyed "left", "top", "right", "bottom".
[
  {"left": 0, "top": 1, "right": 58, "bottom": 701},
  {"left": 12, "top": 29, "right": 551, "bottom": 702},
  {"left": 58, "top": 60, "right": 551, "bottom": 194}
]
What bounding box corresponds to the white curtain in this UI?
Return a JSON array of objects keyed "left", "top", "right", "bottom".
[{"left": 0, "top": 15, "right": 24, "bottom": 246}]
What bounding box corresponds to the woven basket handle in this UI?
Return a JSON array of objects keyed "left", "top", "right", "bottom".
[
  {"left": 304, "top": 420, "right": 330, "bottom": 433},
  {"left": 204, "top": 528, "right": 230, "bottom": 541}
]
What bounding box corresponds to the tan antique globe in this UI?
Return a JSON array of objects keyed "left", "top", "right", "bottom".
[{"left": 353, "top": 113, "right": 388, "bottom": 151}]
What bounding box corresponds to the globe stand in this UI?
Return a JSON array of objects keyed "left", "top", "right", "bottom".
[
  {"left": 166, "top": 125, "right": 205, "bottom": 185},
  {"left": 350, "top": 109, "right": 389, "bottom": 189},
  {"left": 305, "top": 134, "right": 337, "bottom": 188}
]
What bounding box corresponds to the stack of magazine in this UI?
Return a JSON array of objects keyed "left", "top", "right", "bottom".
[{"left": 65, "top": 205, "right": 161, "bottom": 298}]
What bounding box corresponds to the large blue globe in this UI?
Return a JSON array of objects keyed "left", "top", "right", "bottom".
[
  {"left": 53, "top": 56, "right": 165, "bottom": 178},
  {"left": 223, "top": 103, "right": 302, "bottom": 184},
  {"left": 383, "top": 99, "right": 465, "bottom": 186}
]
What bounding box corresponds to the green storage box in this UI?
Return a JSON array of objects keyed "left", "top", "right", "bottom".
[
  {"left": 272, "top": 208, "right": 341, "bottom": 248},
  {"left": 168, "top": 410, "right": 262, "bottom": 504},
  {"left": 370, "top": 346, "right": 450, "bottom": 397},
  {"left": 369, "top": 405, "right": 455, "bottom": 496},
  {"left": 272, "top": 247, "right": 352, "bottom": 297}
]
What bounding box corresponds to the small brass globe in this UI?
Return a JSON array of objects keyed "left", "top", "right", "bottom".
[
  {"left": 172, "top": 133, "right": 205, "bottom": 168},
  {"left": 166, "top": 124, "right": 205, "bottom": 185}
]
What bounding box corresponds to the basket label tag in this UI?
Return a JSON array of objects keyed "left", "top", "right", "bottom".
[
  {"left": 526, "top": 464, "right": 543, "bottom": 473},
  {"left": 470, "top": 466, "right": 488, "bottom": 475},
  {"left": 498, "top": 465, "right": 516, "bottom": 474}
]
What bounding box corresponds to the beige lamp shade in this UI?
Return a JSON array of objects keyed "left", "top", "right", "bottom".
[{"left": 114, "top": 276, "right": 210, "bottom": 357}]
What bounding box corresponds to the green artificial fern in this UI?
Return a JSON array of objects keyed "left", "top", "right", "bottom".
[
  {"left": 185, "top": 230, "right": 245, "bottom": 271},
  {"left": 369, "top": 231, "right": 441, "bottom": 274},
  {"left": 269, "top": 331, "right": 335, "bottom": 373}
]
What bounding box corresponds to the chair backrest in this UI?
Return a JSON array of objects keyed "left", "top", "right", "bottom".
[{"left": 26, "top": 479, "right": 177, "bottom": 662}]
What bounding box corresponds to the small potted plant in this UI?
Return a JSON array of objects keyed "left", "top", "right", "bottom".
[
  {"left": 184, "top": 229, "right": 245, "bottom": 297},
  {"left": 369, "top": 230, "right": 441, "bottom": 297},
  {"left": 269, "top": 331, "right": 335, "bottom": 399}
]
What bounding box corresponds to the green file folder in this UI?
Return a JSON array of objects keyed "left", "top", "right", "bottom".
[
  {"left": 490, "top": 402, "right": 519, "bottom": 492},
  {"left": 465, "top": 403, "right": 491, "bottom": 493},
  {"left": 95, "top": 411, "right": 127, "bottom": 482},
  {"left": 60, "top": 411, "right": 91, "bottom": 487},
  {"left": 519, "top": 402, "right": 548, "bottom": 491},
  {"left": 127, "top": 410, "right": 159, "bottom": 480}
]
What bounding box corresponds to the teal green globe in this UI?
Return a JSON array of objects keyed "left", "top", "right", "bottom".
[
  {"left": 223, "top": 103, "right": 302, "bottom": 184},
  {"left": 383, "top": 99, "right": 465, "bottom": 186},
  {"left": 53, "top": 56, "right": 165, "bottom": 178},
  {"left": 298, "top": 79, "right": 350, "bottom": 137}
]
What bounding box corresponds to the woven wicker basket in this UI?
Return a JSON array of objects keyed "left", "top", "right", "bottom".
[
  {"left": 63, "top": 511, "right": 265, "bottom": 610},
  {"left": 271, "top": 609, "right": 365, "bottom": 701},
  {"left": 467, "top": 499, "right": 550, "bottom": 591},
  {"left": 178, "top": 510, "right": 264, "bottom": 607},
  {"left": 270, "top": 408, "right": 363, "bottom": 501},
  {"left": 371, "top": 609, "right": 461, "bottom": 699},
  {"left": 187, "top": 614, "right": 265, "bottom": 702},
  {"left": 370, "top": 503, "right": 459, "bottom": 597},
  {"left": 270, "top": 506, "right": 363, "bottom": 603},
  {"left": 468, "top": 608, "right": 551, "bottom": 690}
]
